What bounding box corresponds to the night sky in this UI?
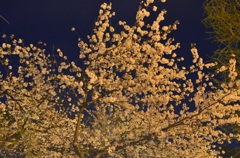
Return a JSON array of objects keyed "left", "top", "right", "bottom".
[{"left": 0, "top": 0, "right": 216, "bottom": 63}]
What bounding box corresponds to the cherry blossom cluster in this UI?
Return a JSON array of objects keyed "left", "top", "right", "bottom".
[{"left": 0, "top": 0, "right": 240, "bottom": 157}]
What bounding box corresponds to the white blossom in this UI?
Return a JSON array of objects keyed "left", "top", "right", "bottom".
[{"left": 1, "top": 0, "right": 239, "bottom": 157}]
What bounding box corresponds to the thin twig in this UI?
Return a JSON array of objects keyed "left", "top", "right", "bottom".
[{"left": 0, "top": 15, "right": 10, "bottom": 24}]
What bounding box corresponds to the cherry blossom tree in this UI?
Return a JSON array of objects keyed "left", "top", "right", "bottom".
[
  {"left": 0, "top": 37, "right": 76, "bottom": 157},
  {"left": 1, "top": 0, "right": 240, "bottom": 157}
]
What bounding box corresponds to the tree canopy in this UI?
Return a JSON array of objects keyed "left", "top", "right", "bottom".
[
  {"left": 202, "top": 0, "right": 240, "bottom": 80},
  {"left": 202, "top": 0, "right": 240, "bottom": 156},
  {"left": 1, "top": 0, "right": 240, "bottom": 157}
]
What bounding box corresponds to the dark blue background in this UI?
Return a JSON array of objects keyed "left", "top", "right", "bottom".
[{"left": 0, "top": 0, "right": 216, "bottom": 63}]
